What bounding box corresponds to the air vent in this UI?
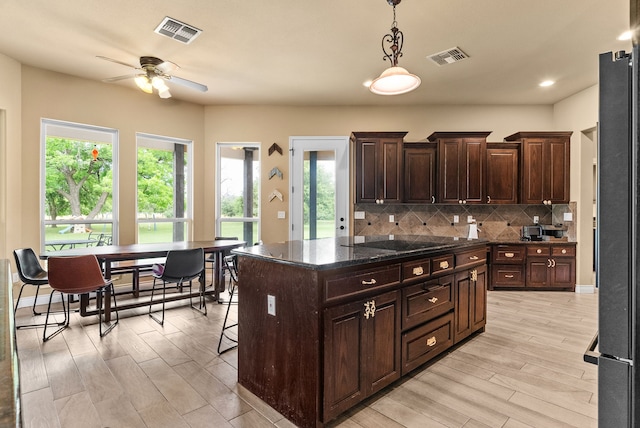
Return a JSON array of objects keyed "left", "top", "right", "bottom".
[
  {"left": 154, "top": 17, "right": 202, "bottom": 44},
  {"left": 427, "top": 47, "right": 469, "bottom": 66}
]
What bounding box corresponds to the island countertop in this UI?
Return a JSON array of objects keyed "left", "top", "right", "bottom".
[{"left": 232, "top": 235, "right": 488, "bottom": 270}]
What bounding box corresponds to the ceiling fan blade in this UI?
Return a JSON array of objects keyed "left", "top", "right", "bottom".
[
  {"left": 102, "top": 74, "right": 137, "bottom": 82},
  {"left": 96, "top": 55, "right": 139, "bottom": 69},
  {"left": 166, "top": 75, "right": 208, "bottom": 92}
]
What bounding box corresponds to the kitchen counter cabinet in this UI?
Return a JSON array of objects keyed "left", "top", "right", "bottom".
[{"left": 234, "top": 236, "right": 487, "bottom": 428}]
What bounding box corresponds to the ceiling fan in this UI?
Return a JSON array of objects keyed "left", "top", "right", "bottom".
[{"left": 98, "top": 55, "right": 208, "bottom": 98}]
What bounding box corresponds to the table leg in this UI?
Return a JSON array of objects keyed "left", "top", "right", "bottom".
[
  {"left": 103, "top": 261, "right": 112, "bottom": 322},
  {"left": 215, "top": 250, "right": 224, "bottom": 302}
]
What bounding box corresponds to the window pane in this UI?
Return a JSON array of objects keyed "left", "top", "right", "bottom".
[
  {"left": 303, "top": 151, "right": 336, "bottom": 240},
  {"left": 219, "top": 221, "right": 259, "bottom": 244},
  {"left": 137, "top": 221, "right": 189, "bottom": 243},
  {"left": 42, "top": 119, "right": 117, "bottom": 250}
]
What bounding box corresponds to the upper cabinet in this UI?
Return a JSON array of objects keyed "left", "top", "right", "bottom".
[
  {"left": 403, "top": 142, "right": 437, "bottom": 203},
  {"left": 505, "top": 132, "right": 572, "bottom": 205},
  {"left": 428, "top": 132, "right": 491, "bottom": 204},
  {"left": 352, "top": 132, "right": 407, "bottom": 204},
  {"left": 485, "top": 143, "right": 520, "bottom": 204}
]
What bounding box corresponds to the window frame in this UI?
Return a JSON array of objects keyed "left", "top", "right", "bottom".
[{"left": 40, "top": 118, "right": 119, "bottom": 252}]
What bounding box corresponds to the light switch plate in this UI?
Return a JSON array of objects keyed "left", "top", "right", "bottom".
[
  {"left": 354, "top": 211, "right": 365, "bottom": 220},
  {"left": 277, "top": 211, "right": 286, "bottom": 219},
  {"left": 533, "top": 215, "right": 539, "bottom": 223},
  {"left": 267, "top": 294, "right": 276, "bottom": 316},
  {"left": 389, "top": 215, "right": 394, "bottom": 222},
  {"left": 563, "top": 212, "right": 573, "bottom": 221},
  {"left": 453, "top": 215, "right": 459, "bottom": 223}
]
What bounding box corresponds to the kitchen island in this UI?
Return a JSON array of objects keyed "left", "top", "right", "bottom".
[{"left": 233, "top": 236, "right": 488, "bottom": 428}]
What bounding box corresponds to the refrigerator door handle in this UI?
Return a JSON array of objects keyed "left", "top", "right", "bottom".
[{"left": 583, "top": 332, "right": 599, "bottom": 365}]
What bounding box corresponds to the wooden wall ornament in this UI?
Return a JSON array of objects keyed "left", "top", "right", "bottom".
[
  {"left": 268, "top": 189, "right": 283, "bottom": 202},
  {"left": 269, "top": 143, "right": 283, "bottom": 156},
  {"left": 269, "top": 167, "right": 283, "bottom": 180}
]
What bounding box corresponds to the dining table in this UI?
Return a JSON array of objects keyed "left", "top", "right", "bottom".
[
  {"left": 41, "top": 239, "right": 246, "bottom": 322},
  {"left": 45, "top": 238, "right": 98, "bottom": 250}
]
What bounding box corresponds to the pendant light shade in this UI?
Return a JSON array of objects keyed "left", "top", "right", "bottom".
[
  {"left": 369, "top": 66, "right": 421, "bottom": 95},
  {"left": 370, "top": 0, "right": 420, "bottom": 96}
]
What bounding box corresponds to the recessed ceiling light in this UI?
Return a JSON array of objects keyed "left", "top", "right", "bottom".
[
  {"left": 539, "top": 80, "right": 555, "bottom": 87},
  {"left": 618, "top": 31, "right": 632, "bottom": 41}
]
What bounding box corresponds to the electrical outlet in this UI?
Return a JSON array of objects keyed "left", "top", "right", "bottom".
[
  {"left": 453, "top": 215, "right": 459, "bottom": 223},
  {"left": 354, "top": 211, "right": 365, "bottom": 220},
  {"left": 533, "top": 215, "right": 539, "bottom": 223},
  {"left": 277, "top": 211, "right": 286, "bottom": 219},
  {"left": 267, "top": 294, "right": 276, "bottom": 316},
  {"left": 389, "top": 215, "right": 394, "bottom": 222},
  {"left": 467, "top": 215, "right": 474, "bottom": 223},
  {"left": 563, "top": 212, "right": 573, "bottom": 221}
]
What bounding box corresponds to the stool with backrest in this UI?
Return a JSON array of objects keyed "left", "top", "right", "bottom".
[
  {"left": 149, "top": 247, "right": 206, "bottom": 325},
  {"left": 12, "top": 248, "right": 65, "bottom": 329},
  {"left": 217, "top": 253, "right": 239, "bottom": 354},
  {"left": 44, "top": 254, "right": 119, "bottom": 341},
  {"left": 205, "top": 237, "right": 238, "bottom": 292}
]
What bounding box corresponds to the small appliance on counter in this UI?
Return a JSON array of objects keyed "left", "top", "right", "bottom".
[
  {"left": 521, "top": 224, "right": 568, "bottom": 241},
  {"left": 521, "top": 225, "right": 543, "bottom": 241}
]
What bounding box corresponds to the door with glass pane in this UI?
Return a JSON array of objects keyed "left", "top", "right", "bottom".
[{"left": 290, "top": 137, "right": 349, "bottom": 241}]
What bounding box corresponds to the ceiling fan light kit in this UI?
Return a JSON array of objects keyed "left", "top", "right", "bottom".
[{"left": 370, "top": 0, "right": 421, "bottom": 96}]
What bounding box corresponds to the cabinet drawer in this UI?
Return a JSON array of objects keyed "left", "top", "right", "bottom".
[
  {"left": 324, "top": 264, "right": 401, "bottom": 302},
  {"left": 527, "top": 246, "right": 550, "bottom": 256},
  {"left": 401, "top": 313, "right": 454, "bottom": 375},
  {"left": 431, "top": 254, "right": 454, "bottom": 274},
  {"left": 492, "top": 245, "right": 525, "bottom": 263},
  {"left": 455, "top": 247, "right": 487, "bottom": 269},
  {"left": 552, "top": 246, "right": 575, "bottom": 257},
  {"left": 402, "top": 276, "right": 454, "bottom": 329},
  {"left": 402, "top": 258, "right": 431, "bottom": 283},
  {"left": 491, "top": 265, "right": 525, "bottom": 287}
]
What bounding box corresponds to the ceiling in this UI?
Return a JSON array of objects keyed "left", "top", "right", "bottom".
[{"left": 0, "top": 0, "right": 632, "bottom": 106}]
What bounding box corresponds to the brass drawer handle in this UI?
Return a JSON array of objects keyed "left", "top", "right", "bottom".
[
  {"left": 469, "top": 255, "right": 479, "bottom": 260},
  {"left": 561, "top": 249, "right": 567, "bottom": 254},
  {"left": 504, "top": 252, "right": 514, "bottom": 258},
  {"left": 413, "top": 266, "right": 424, "bottom": 276},
  {"left": 536, "top": 249, "right": 542, "bottom": 254},
  {"left": 364, "top": 300, "right": 376, "bottom": 319},
  {"left": 505, "top": 274, "right": 514, "bottom": 278},
  {"left": 362, "top": 279, "right": 377, "bottom": 285},
  {"left": 439, "top": 260, "right": 449, "bottom": 269},
  {"left": 428, "top": 297, "right": 438, "bottom": 304},
  {"left": 427, "top": 336, "right": 437, "bottom": 347}
]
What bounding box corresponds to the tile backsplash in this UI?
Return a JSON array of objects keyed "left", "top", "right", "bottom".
[{"left": 353, "top": 203, "right": 576, "bottom": 242}]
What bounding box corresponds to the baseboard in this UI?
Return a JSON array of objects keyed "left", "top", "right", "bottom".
[
  {"left": 575, "top": 284, "right": 596, "bottom": 294},
  {"left": 15, "top": 293, "right": 62, "bottom": 309}
]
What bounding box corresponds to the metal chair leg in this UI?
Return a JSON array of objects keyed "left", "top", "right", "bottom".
[
  {"left": 43, "top": 292, "right": 70, "bottom": 342},
  {"left": 149, "top": 278, "right": 166, "bottom": 325},
  {"left": 217, "top": 280, "right": 238, "bottom": 354},
  {"left": 99, "top": 283, "right": 119, "bottom": 337}
]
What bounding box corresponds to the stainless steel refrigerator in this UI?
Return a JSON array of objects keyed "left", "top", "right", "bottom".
[{"left": 585, "top": 46, "right": 640, "bottom": 426}]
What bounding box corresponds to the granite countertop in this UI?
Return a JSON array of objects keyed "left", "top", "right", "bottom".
[{"left": 233, "top": 235, "right": 489, "bottom": 270}]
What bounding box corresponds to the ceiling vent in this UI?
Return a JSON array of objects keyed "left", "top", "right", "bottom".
[
  {"left": 427, "top": 47, "right": 469, "bottom": 66},
  {"left": 154, "top": 17, "right": 202, "bottom": 44}
]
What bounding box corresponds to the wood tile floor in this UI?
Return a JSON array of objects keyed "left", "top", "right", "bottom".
[{"left": 16, "top": 288, "right": 598, "bottom": 427}]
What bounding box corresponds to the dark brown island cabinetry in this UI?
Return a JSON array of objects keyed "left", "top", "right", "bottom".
[
  {"left": 428, "top": 131, "right": 491, "bottom": 204},
  {"left": 490, "top": 243, "right": 576, "bottom": 291},
  {"left": 403, "top": 142, "right": 437, "bottom": 203},
  {"left": 505, "top": 131, "right": 572, "bottom": 205},
  {"left": 485, "top": 143, "right": 520, "bottom": 204},
  {"left": 235, "top": 238, "right": 487, "bottom": 428},
  {"left": 352, "top": 131, "right": 407, "bottom": 204}
]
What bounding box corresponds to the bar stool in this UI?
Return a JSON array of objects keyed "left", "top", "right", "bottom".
[{"left": 217, "top": 254, "right": 239, "bottom": 354}]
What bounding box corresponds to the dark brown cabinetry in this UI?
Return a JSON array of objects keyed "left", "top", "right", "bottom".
[
  {"left": 428, "top": 132, "right": 491, "bottom": 204},
  {"left": 454, "top": 263, "right": 487, "bottom": 344},
  {"left": 489, "top": 243, "right": 576, "bottom": 291},
  {"left": 505, "top": 132, "right": 572, "bottom": 205},
  {"left": 403, "top": 143, "right": 437, "bottom": 203},
  {"left": 352, "top": 132, "right": 407, "bottom": 204},
  {"left": 324, "top": 290, "right": 401, "bottom": 421},
  {"left": 486, "top": 143, "right": 519, "bottom": 204},
  {"left": 526, "top": 244, "right": 576, "bottom": 290}
]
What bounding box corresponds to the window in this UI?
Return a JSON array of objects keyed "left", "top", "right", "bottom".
[
  {"left": 41, "top": 119, "right": 118, "bottom": 251},
  {"left": 216, "top": 143, "right": 260, "bottom": 244},
  {"left": 137, "top": 133, "right": 193, "bottom": 243}
]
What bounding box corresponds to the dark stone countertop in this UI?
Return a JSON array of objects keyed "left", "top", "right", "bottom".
[{"left": 233, "top": 235, "right": 489, "bottom": 270}]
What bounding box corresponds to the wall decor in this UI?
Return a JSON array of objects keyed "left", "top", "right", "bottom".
[
  {"left": 268, "top": 189, "right": 283, "bottom": 202},
  {"left": 269, "top": 167, "right": 283, "bottom": 180},
  {"left": 269, "top": 143, "right": 283, "bottom": 156}
]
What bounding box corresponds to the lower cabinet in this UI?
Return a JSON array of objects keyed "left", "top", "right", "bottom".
[
  {"left": 323, "top": 290, "right": 401, "bottom": 422},
  {"left": 454, "top": 264, "right": 487, "bottom": 343}
]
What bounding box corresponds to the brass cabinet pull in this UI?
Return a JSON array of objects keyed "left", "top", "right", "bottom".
[
  {"left": 469, "top": 255, "right": 479, "bottom": 260},
  {"left": 561, "top": 249, "right": 567, "bottom": 254},
  {"left": 505, "top": 274, "right": 514, "bottom": 278},
  {"left": 487, "top": 195, "right": 491, "bottom": 203},
  {"left": 364, "top": 300, "right": 376, "bottom": 319},
  {"left": 504, "top": 252, "right": 515, "bottom": 258},
  {"left": 431, "top": 196, "right": 435, "bottom": 204},
  {"left": 470, "top": 269, "right": 478, "bottom": 282},
  {"left": 547, "top": 259, "right": 552, "bottom": 268},
  {"left": 536, "top": 249, "right": 543, "bottom": 254},
  {"left": 412, "top": 266, "right": 424, "bottom": 276},
  {"left": 439, "top": 260, "right": 449, "bottom": 269},
  {"left": 427, "top": 336, "right": 437, "bottom": 347},
  {"left": 428, "top": 297, "right": 438, "bottom": 304},
  {"left": 552, "top": 259, "right": 556, "bottom": 268},
  {"left": 361, "top": 279, "right": 377, "bottom": 285}
]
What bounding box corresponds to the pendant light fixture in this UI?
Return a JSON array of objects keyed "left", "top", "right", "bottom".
[{"left": 369, "top": 0, "right": 421, "bottom": 95}]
